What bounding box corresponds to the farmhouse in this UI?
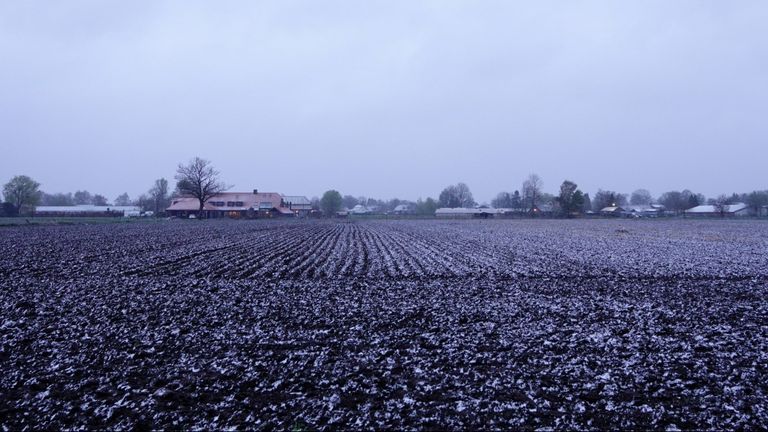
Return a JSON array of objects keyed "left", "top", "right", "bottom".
[
  {"left": 684, "top": 202, "right": 750, "bottom": 217},
  {"left": 35, "top": 205, "right": 142, "bottom": 217},
  {"left": 167, "top": 191, "right": 309, "bottom": 218}
]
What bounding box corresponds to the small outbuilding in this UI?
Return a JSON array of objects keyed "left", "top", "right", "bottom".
[
  {"left": 600, "top": 206, "right": 625, "bottom": 217},
  {"left": 281, "top": 195, "right": 313, "bottom": 216}
]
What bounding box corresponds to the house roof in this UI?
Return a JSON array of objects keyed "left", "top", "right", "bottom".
[
  {"left": 626, "top": 205, "right": 661, "bottom": 212},
  {"left": 493, "top": 207, "right": 529, "bottom": 212},
  {"left": 686, "top": 203, "right": 748, "bottom": 213},
  {"left": 350, "top": 204, "right": 371, "bottom": 214},
  {"left": 281, "top": 195, "right": 310, "bottom": 205},
  {"left": 600, "top": 206, "right": 624, "bottom": 212}
]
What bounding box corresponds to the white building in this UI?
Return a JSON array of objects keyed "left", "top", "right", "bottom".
[
  {"left": 625, "top": 204, "right": 664, "bottom": 217},
  {"left": 35, "top": 205, "right": 142, "bottom": 216},
  {"left": 350, "top": 204, "right": 371, "bottom": 215},
  {"left": 685, "top": 202, "right": 750, "bottom": 217}
]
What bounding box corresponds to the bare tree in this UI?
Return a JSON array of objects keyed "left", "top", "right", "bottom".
[
  {"left": 439, "top": 185, "right": 460, "bottom": 208},
  {"left": 149, "top": 178, "right": 170, "bottom": 215},
  {"left": 630, "top": 189, "right": 653, "bottom": 206},
  {"left": 115, "top": 193, "right": 131, "bottom": 206},
  {"left": 454, "top": 183, "right": 475, "bottom": 207},
  {"left": 522, "top": 174, "right": 543, "bottom": 213},
  {"left": 438, "top": 183, "right": 475, "bottom": 208},
  {"left": 73, "top": 190, "right": 92, "bottom": 205},
  {"left": 40, "top": 192, "right": 74, "bottom": 206},
  {"left": 491, "top": 192, "right": 513, "bottom": 208},
  {"left": 175, "top": 157, "right": 230, "bottom": 218},
  {"left": 593, "top": 189, "right": 627, "bottom": 211},
  {"left": 712, "top": 194, "right": 729, "bottom": 218}
]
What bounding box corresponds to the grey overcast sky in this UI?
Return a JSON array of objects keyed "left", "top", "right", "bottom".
[{"left": 1, "top": 1, "right": 766, "bottom": 203}]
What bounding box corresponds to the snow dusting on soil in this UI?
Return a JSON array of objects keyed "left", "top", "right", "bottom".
[{"left": 1, "top": 219, "right": 767, "bottom": 429}]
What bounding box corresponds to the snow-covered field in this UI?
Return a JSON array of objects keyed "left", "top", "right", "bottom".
[{"left": 1, "top": 219, "right": 767, "bottom": 429}]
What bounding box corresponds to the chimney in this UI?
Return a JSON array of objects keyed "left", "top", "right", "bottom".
[{"left": 253, "top": 189, "right": 258, "bottom": 195}]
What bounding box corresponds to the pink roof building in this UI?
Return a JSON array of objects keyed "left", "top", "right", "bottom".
[{"left": 167, "top": 191, "right": 301, "bottom": 218}]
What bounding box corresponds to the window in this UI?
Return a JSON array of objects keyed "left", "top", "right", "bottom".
[{"left": 227, "top": 201, "right": 235, "bottom": 207}]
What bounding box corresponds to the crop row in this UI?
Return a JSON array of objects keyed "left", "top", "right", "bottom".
[
  {"left": 2, "top": 219, "right": 767, "bottom": 282},
  {"left": 2, "top": 219, "right": 768, "bottom": 429}
]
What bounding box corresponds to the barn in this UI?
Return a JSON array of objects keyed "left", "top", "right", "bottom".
[
  {"left": 167, "top": 191, "right": 308, "bottom": 219},
  {"left": 684, "top": 203, "right": 750, "bottom": 217}
]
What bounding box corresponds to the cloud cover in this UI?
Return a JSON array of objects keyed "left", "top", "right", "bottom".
[{"left": 2, "top": 1, "right": 766, "bottom": 202}]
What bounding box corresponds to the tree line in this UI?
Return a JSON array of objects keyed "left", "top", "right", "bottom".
[
  {"left": 0, "top": 175, "right": 174, "bottom": 217},
  {"left": 3, "top": 158, "right": 767, "bottom": 218}
]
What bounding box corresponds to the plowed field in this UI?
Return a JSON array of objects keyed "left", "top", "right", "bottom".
[{"left": 1, "top": 219, "right": 767, "bottom": 429}]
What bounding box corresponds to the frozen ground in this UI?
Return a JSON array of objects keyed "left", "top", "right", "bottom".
[{"left": 1, "top": 219, "right": 767, "bottom": 429}]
